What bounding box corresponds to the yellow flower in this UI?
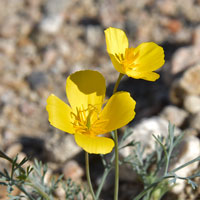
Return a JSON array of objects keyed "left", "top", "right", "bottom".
[
  {"left": 46, "top": 70, "right": 136, "bottom": 154},
  {"left": 104, "top": 27, "right": 165, "bottom": 81}
]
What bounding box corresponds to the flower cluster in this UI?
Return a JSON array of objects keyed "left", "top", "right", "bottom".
[
  {"left": 46, "top": 70, "right": 136, "bottom": 154},
  {"left": 46, "top": 27, "right": 165, "bottom": 154},
  {"left": 105, "top": 27, "right": 165, "bottom": 81}
]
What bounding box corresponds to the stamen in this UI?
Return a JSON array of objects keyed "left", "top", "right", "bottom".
[
  {"left": 121, "top": 48, "right": 140, "bottom": 71},
  {"left": 115, "top": 53, "right": 124, "bottom": 63},
  {"left": 70, "top": 104, "right": 107, "bottom": 136}
]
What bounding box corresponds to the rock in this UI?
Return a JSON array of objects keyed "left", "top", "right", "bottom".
[
  {"left": 163, "top": 19, "right": 182, "bottom": 34},
  {"left": 184, "top": 128, "right": 198, "bottom": 137},
  {"left": 189, "top": 112, "right": 200, "bottom": 131},
  {"left": 192, "top": 25, "right": 200, "bottom": 46},
  {"left": 39, "top": 15, "right": 64, "bottom": 34},
  {"left": 86, "top": 26, "right": 103, "bottom": 47},
  {"left": 54, "top": 186, "right": 65, "bottom": 200},
  {"left": 0, "top": 14, "right": 33, "bottom": 39},
  {"left": 171, "top": 135, "right": 200, "bottom": 193},
  {"left": 184, "top": 95, "right": 200, "bottom": 114},
  {"left": 171, "top": 46, "right": 198, "bottom": 74},
  {"left": 43, "top": 0, "right": 70, "bottom": 16},
  {"left": 45, "top": 132, "right": 81, "bottom": 163},
  {"left": 39, "top": 0, "right": 71, "bottom": 34},
  {"left": 6, "top": 143, "right": 23, "bottom": 159},
  {"left": 170, "top": 65, "right": 200, "bottom": 105},
  {"left": 120, "top": 117, "right": 180, "bottom": 157},
  {"left": 43, "top": 48, "right": 58, "bottom": 68},
  {"left": 0, "top": 38, "right": 16, "bottom": 58},
  {"left": 160, "top": 105, "right": 188, "bottom": 127},
  {"left": 18, "top": 100, "right": 37, "bottom": 116},
  {"left": 179, "top": 64, "right": 200, "bottom": 95},
  {"left": 26, "top": 71, "right": 47, "bottom": 90},
  {"left": 0, "top": 129, "right": 19, "bottom": 148},
  {"left": 170, "top": 79, "right": 186, "bottom": 105},
  {"left": 99, "top": 1, "right": 124, "bottom": 28},
  {"left": 43, "top": 168, "right": 52, "bottom": 185},
  {"left": 63, "top": 160, "right": 84, "bottom": 181},
  {"left": 156, "top": 0, "right": 177, "bottom": 16},
  {"left": 0, "top": 89, "right": 16, "bottom": 105},
  {"left": 157, "top": 0, "right": 200, "bottom": 24},
  {"left": 181, "top": 3, "right": 200, "bottom": 23}
]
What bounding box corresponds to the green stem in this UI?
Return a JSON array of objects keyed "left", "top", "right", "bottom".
[
  {"left": 133, "top": 180, "right": 162, "bottom": 200},
  {"left": 96, "top": 167, "right": 112, "bottom": 199},
  {"left": 85, "top": 152, "right": 96, "bottom": 200},
  {"left": 164, "top": 147, "right": 174, "bottom": 176},
  {"left": 112, "top": 73, "right": 124, "bottom": 200},
  {"left": 133, "top": 175, "right": 174, "bottom": 200},
  {"left": 114, "top": 129, "right": 119, "bottom": 200},
  {"left": 113, "top": 73, "right": 124, "bottom": 94},
  {"left": 96, "top": 152, "right": 116, "bottom": 199},
  {"left": 16, "top": 185, "right": 35, "bottom": 200},
  {"left": 26, "top": 180, "right": 50, "bottom": 200}
]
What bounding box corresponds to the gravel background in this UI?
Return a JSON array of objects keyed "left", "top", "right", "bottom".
[{"left": 0, "top": 0, "right": 200, "bottom": 199}]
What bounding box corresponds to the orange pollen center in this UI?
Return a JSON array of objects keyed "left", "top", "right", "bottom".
[
  {"left": 116, "top": 48, "right": 140, "bottom": 72},
  {"left": 70, "top": 105, "right": 108, "bottom": 136}
]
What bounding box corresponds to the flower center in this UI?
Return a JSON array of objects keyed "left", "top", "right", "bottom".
[
  {"left": 71, "top": 105, "right": 108, "bottom": 136},
  {"left": 116, "top": 48, "right": 140, "bottom": 72}
]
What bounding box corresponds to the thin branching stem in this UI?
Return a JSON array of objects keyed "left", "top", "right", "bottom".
[
  {"left": 133, "top": 157, "right": 200, "bottom": 200},
  {"left": 85, "top": 152, "right": 96, "bottom": 200},
  {"left": 26, "top": 180, "right": 50, "bottom": 200},
  {"left": 0, "top": 150, "right": 50, "bottom": 200},
  {"left": 114, "top": 129, "right": 119, "bottom": 200},
  {"left": 112, "top": 73, "right": 124, "bottom": 200},
  {"left": 16, "top": 185, "right": 35, "bottom": 200},
  {"left": 113, "top": 73, "right": 124, "bottom": 94},
  {"left": 96, "top": 167, "right": 112, "bottom": 199},
  {"left": 164, "top": 124, "right": 174, "bottom": 175},
  {"left": 171, "top": 155, "right": 200, "bottom": 173},
  {"left": 96, "top": 150, "right": 116, "bottom": 199}
]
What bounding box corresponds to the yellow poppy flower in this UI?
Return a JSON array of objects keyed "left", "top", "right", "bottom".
[
  {"left": 46, "top": 70, "right": 136, "bottom": 154},
  {"left": 104, "top": 27, "right": 165, "bottom": 81}
]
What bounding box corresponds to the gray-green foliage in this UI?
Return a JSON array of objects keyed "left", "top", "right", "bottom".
[
  {"left": 0, "top": 151, "right": 87, "bottom": 200},
  {"left": 0, "top": 122, "right": 200, "bottom": 200},
  {"left": 122, "top": 123, "right": 200, "bottom": 200}
]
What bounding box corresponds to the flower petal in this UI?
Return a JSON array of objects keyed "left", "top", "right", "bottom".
[
  {"left": 100, "top": 91, "right": 136, "bottom": 133},
  {"left": 126, "top": 70, "right": 160, "bottom": 81},
  {"left": 134, "top": 42, "right": 165, "bottom": 72},
  {"left": 105, "top": 27, "right": 129, "bottom": 55},
  {"left": 74, "top": 133, "right": 114, "bottom": 154},
  {"left": 66, "top": 70, "right": 106, "bottom": 112},
  {"left": 46, "top": 94, "right": 74, "bottom": 133},
  {"left": 108, "top": 53, "right": 124, "bottom": 74},
  {"left": 105, "top": 27, "right": 129, "bottom": 74}
]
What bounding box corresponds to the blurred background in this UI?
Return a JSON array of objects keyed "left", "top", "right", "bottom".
[{"left": 0, "top": 0, "right": 200, "bottom": 199}]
